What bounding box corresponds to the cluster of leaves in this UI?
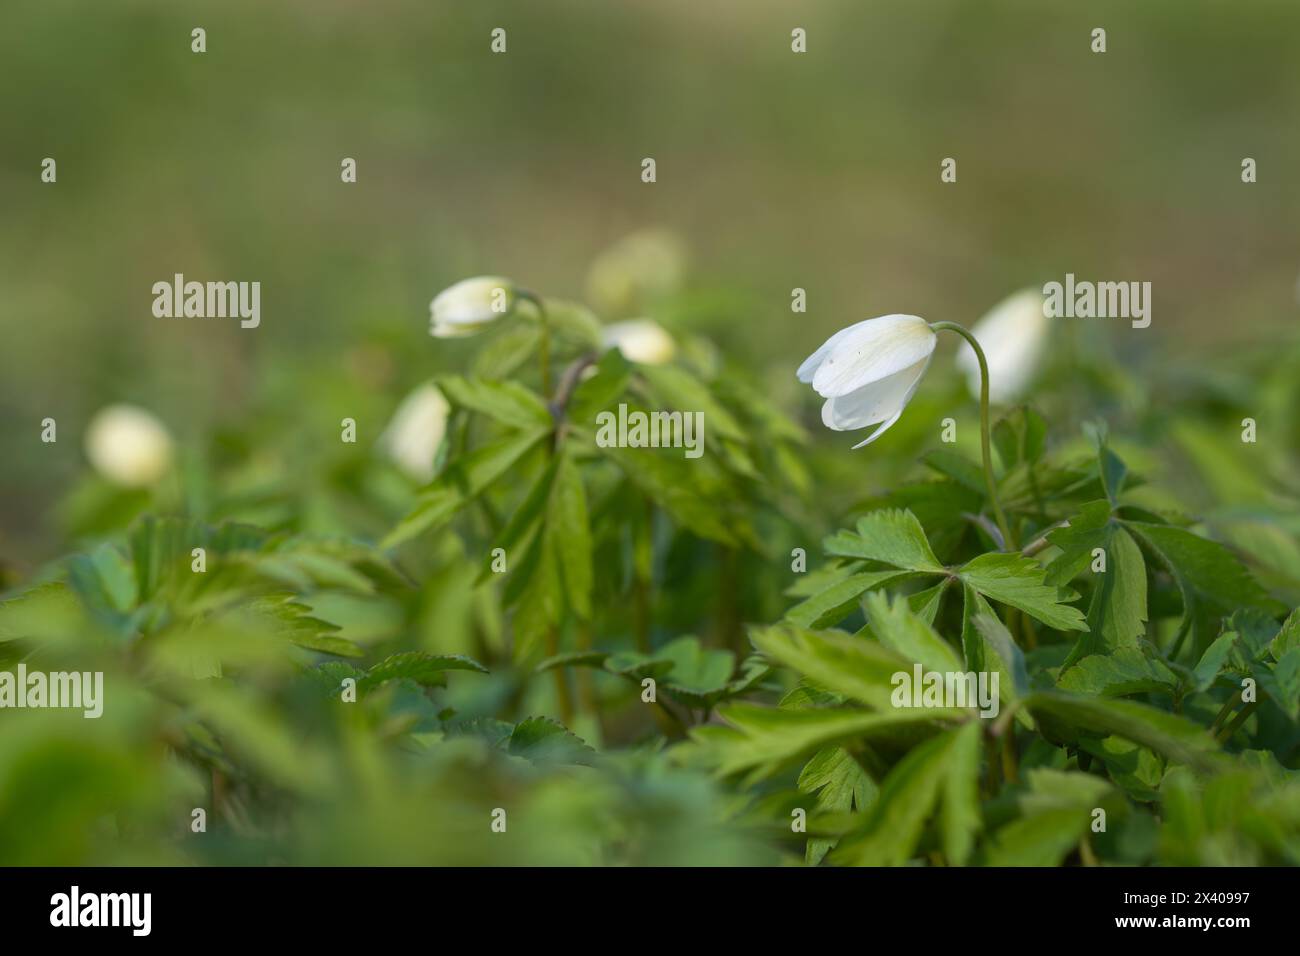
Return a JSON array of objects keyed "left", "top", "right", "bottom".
[
  {"left": 683, "top": 414, "right": 1300, "bottom": 865},
  {"left": 3, "top": 275, "right": 1300, "bottom": 865}
]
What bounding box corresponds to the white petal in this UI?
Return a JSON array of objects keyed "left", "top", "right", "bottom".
[
  {"left": 797, "top": 320, "right": 868, "bottom": 383},
  {"left": 820, "top": 355, "right": 931, "bottom": 431},
  {"left": 955, "top": 290, "right": 1049, "bottom": 403},
  {"left": 810, "top": 315, "right": 935, "bottom": 398},
  {"left": 851, "top": 409, "right": 904, "bottom": 448}
]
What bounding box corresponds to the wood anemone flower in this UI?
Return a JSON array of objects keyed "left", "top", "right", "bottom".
[{"left": 796, "top": 314, "right": 937, "bottom": 448}]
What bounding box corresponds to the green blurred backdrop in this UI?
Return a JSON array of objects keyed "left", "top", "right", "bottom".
[{"left": 3, "top": 0, "right": 1300, "bottom": 561}]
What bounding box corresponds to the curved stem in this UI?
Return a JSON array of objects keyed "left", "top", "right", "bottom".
[
  {"left": 517, "top": 290, "right": 551, "bottom": 397},
  {"left": 929, "top": 321, "right": 1015, "bottom": 550}
]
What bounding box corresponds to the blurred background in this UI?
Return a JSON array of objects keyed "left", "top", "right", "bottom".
[{"left": 4, "top": 0, "right": 1300, "bottom": 564}]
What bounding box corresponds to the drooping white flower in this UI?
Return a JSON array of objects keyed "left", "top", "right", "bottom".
[
  {"left": 84, "top": 404, "right": 174, "bottom": 487},
  {"left": 380, "top": 384, "right": 450, "bottom": 483},
  {"left": 429, "top": 276, "right": 516, "bottom": 338},
  {"left": 586, "top": 229, "right": 686, "bottom": 316},
  {"left": 956, "top": 289, "right": 1049, "bottom": 404},
  {"left": 797, "top": 314, "right": 937, "bottom": 448},
  {"left": 602, "top": 318, "right": 676, "bottom": 365}
]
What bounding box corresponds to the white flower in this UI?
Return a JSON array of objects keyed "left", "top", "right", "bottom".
[
  {"left": 380, "top": 384, "right": 451, "bottom": 483},
  {"left": 429, "top": 276, "right": 516, "bottom": 338},
  {"left": 602, "top": 318, "right": 676, "bottom": 365},
  {"left": 586, "top": 229, "right": 686, "bottom": 316},
  {"left": 956, "top": 289, "right": 1049, "bottom": 404},
  {"left": 797, "top": 314, "right": 937, "bottom": 448},
  {"left": 84, "top": 404, "right": 174, "bottom": 487}
]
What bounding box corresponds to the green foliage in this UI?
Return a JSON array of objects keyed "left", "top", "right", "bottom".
[{"left": 3, "top": 270, "right": 1299, "bottom": 869}]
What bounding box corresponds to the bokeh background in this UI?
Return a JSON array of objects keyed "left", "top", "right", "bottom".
[{"left": 4, "top": 0, "right": 1300, "bottom": 564}]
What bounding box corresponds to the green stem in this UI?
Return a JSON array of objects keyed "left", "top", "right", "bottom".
[
  {"left": 1217, "top": 700, "right": 1258, "bottom": 744},
  {"left": 929, "top": 321, "right": 1015, "bottom": 550},
  {"left": 517, "top": 290, "right": 551, "bottom": 397}
]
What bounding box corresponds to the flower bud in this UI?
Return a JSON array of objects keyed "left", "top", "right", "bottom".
[
  {"left": 429, "top": 276, "right": 516, "bottom": 338},
  {"left": 84, "top": 404, "right": 174, "bottom": 487}
]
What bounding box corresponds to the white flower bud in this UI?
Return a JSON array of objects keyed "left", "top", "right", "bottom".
[
  {"left": 429, "top": 276, "right": 516, "bottom": 338},
  {"left": 380, "top": 384, "right": 450, "bottom": 483},
  {"left": 956, "top": 289, "right": 1049, "bottom": 404},
  {"left": 84, "top": 404, "right": 174, "bottom": 487},
  {"left": 602, "top": 318, "right": 676, "bottom": 366}
]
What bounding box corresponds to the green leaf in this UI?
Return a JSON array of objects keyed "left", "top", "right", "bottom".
[
  {"left": 939, "top": 722, "right": 982, "bottom": 865},
  {"left": 984, "top": 807, "right": 1090, "bottom": 866},
  {"left": 1026, "top": 692, "right": 1219, "bottom": 768},
  {"left": 436, "top": 376, "right": 551, "bottom": 429},
  {"left": 958, "top": 552, "right": 1087, "bottom": 631},
  {"left": 831, "top": 723, "right": 981, "bottom": 866},
  {"left": 1192, "top": 631, "right": 1240, "bottom": 691},
  {"left": 360, "top": 651, "right": 488, "bottom": 689},
  {"left": 382, "top": 428, "right": 549, "bottom": 548},
  {"left": 784, "top": 569, "right": 915, "bottom": 629},
  {"left": 1271, "top": 608, "right": 1300, "bottom": 661},
  {"left": 799, "top": 747, "right": 877, "bottom": 866},
  {"left": 992, "top": 406, "right": 1047, "bottom": 469},
  {"left": 639, "top": 364, "right": 746, "bottom": 443},
  {"left": 1057, "top": 648, "right": 1178, "bottom": 698},
  {"left": 750, "top": 622, "right": 916, "bottom": 712},
  {"left": 507, "top": 716, "right": 596, "bottom": 766},
  {"left": 861, "top": 591, "right": 964, "bottom": 675},
  {"left": 823, "top": 509, "right": 944, "bottom": 573},
  {"left": 972, "top": 604, "right": 1029, "bottom": 701},
  {"left": 1126, "top": 521, "right": 1273, "bottom": 656},
  {"left": 549, "top": 450, "right": 593, "bottom": 620},
  {"left": 1258, "top": 648, "right": 1300, "bottom": 721},
  {"left": 697, "top": 704, "right": 948, "bottom": 781}
]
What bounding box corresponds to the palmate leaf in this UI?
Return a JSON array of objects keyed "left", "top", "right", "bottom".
[
  {"left": 982, "top": 770, "right": 1116, "bottom": 866},
  {"left": 831, "top": 722, "right": 981, "bottom": 866},
  {"left": 382, "top": 427, "right": 549, "bottom": 548},
  {"left": 957, "top": 552, "right": 1087, "bottom": 632}
]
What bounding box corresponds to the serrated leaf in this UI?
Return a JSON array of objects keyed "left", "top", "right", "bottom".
[
  {"left": 958, "top": 552, "right": 1086, "bottom": 632},
  {"left": 507, "top": 716, "right": 596, "bottom": 766},
  {"left": 360, "top": 651, "right": 487, "bottom": 690},
  {"left": 823, "top": 509, "right": 943, "bottom": 573},
  {"left": 831, "top": 723, "right": 981, "bottom": 866},
  {"left": 1057, "top": 648, "right": 1178, "bottom": 698}
]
